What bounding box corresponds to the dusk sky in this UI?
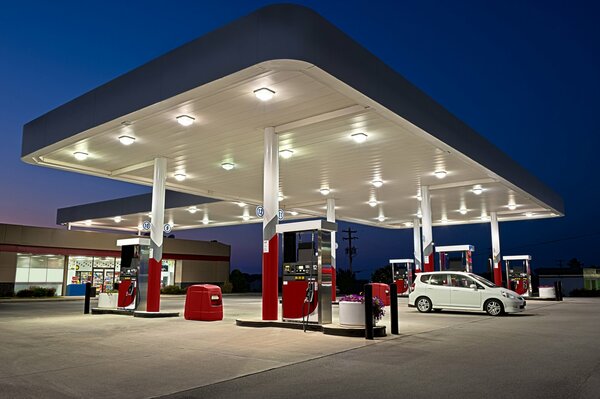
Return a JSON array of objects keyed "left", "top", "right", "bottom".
[{"left": 1, "top": 1, "right": 598, "bottom": 277}]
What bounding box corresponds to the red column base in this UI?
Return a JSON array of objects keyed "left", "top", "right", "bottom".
[
  {"left": 331, "top": 266, "right": 336, "bottom": 301},
  {"left": 147, "top": 257, "right": 162, "bottom": 312},
  {"left": 493, "top": 262, "right": 503, "bottom": 287},
  {"left": 423, "top": 253, "right": 435, "bottom": 272},
  {"left": 262, "top": 235, "right": 279, "bottom": 320}
]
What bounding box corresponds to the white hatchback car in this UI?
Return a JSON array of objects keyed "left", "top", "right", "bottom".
[{"left": 408, "top": 271, "right": 526, "bottom": 316}]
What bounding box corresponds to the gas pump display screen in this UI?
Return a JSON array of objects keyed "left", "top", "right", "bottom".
[
  {"left": 511, "top": 265, "right": 526, "bottom": 274},
  {"left": 448, "top": 256, "right": 463, "bottom": 271},
  {"left": 298, "top": 265, "right": 304, "bottom": 271}
]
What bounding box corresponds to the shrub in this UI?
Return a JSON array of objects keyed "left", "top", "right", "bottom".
[
  {"left": 160, "top": 285, "right": 187, "bottom": 295},
  {"left": 221, "top": 281, "right": 233, "bottom": 294},
  {"left": 570, "top": 288, "right": 600, "bottom": 297},
  {"left": 16, "top": 287, "right": 55, "bottom": 297}
]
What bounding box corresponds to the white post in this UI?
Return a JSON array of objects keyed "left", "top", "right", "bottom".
[
  {"left": 421, "top": 186, "right": 434, "bottom": 272},
  {"left": 413, "top": 218, "right": 422, "bottom": 273},
  {"left": 327, "top": 198, "right": 337, "bottom": 300},
  {"left": 262, "top": 126, "right": 279, "bottom": 320},
  {"left": 490, "top": 212, "right": 502, "bottom": 286},
  {"left": 145, "top": 157, "right": 167, "bottom": 312}
]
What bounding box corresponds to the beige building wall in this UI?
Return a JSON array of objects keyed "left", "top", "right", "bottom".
[{"left": 0, "top": 224, "right": 231, "bottom": 293}]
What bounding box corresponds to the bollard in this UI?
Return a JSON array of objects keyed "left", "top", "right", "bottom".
[
  {"left": 84, "top": 282, "right": 91, "bottom": 314},
  {"left": 364, "top": 284, "right": 374, "bottom": 340},
  {"left": 390, "top": 283, "right": 399, "bottom": 335},
  {"left": 557, "top": 281, "right": 563, "bottom": 301}
]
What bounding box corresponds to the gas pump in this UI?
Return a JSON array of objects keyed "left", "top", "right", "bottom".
[
  {"left": 278, "top": 220, "right": 336, "bottom": 325},
  {"left": 116, "top": 238, "right": 150, "bottom": 310},
  {"left": 436, "top": 245, "right": 474, "bottom": 273},
  {"left": 389, "top": 259, "right": 414, "bottom": 295},
  {"left": 503, "top": 255, "right": 532, "bottom": 296}
]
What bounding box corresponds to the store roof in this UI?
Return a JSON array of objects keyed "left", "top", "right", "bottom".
[{"left": 23, "top": 4, "right": 563, "bottom": 231}]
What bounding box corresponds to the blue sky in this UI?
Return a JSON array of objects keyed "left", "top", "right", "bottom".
[{"left": 1, "top": 1, "right": 598, "bottom": 276}]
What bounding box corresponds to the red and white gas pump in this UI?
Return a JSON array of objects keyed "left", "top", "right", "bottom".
[
  {"left": 503, "top": 255, "right": 532, "bottom": 296},
  {"left": 116, "top": 237, "right": 150, "bottom": 310},
  {"left": 390, "top": 259, "right": 414, "bottom": 295},
  {"left": 435, "top": 245, "right": 474, "bottom": 272},
  {"left": 278, "top": 220, "right": 336, "bottom": 325}
]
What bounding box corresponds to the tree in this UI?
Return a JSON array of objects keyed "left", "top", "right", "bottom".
[
  {"left": 370, "top": 265, "right": 392, "bottom": 284},
  {"left": 229, "top": 269, "right": 249, "bottom": 293},
  {"left": 336, "top": 269, "right": 358, "bottom": 295},
  {"left": 567, "top": 258, "right": 583, "bottom": 269}
]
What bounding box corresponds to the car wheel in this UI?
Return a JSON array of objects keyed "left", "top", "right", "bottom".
[
  {"left": 416, "top": 296, "right": 432, "bottom": 313},
  {"left": 485, "top": 299, "right": 504, "bottom": 316}
]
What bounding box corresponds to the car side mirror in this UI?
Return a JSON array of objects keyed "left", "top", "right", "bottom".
[{"left": 469, "top": 284, "right": 478, "bottom": 290}]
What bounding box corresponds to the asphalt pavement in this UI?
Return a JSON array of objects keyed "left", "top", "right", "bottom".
[{"left": 0, "top": 295, "right": 598, "bottom": 398}]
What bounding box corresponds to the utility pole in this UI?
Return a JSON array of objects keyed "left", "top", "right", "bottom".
[{"left": 342, "top": 228, "right": 358, "bottom": 274}]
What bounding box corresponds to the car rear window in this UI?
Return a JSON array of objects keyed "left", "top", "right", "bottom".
[{"left": 422, "top": 274, "right": 449, "bottom": 286}]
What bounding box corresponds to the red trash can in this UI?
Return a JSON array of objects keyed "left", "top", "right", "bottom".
[
  {"left": 370, "top": 283, "right": 391, "bottom": 306},
  {"left": 184, "top": 284, "right": 223, "bottom": 321}
]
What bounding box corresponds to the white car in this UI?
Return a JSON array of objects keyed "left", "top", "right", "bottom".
[{"left": 408, "top": 271, "right": 526, "bottom": 316}]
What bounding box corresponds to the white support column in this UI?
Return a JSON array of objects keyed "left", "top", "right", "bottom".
[
  {"left": 327, "top": 198, "right": 337, "bottom": 301},
  {"left": 145, "top": 157, "right": 167, "bottom": 312},
  {"left": 421, "top": 186, "right": 434, "bottom": 272},
  {"left": 413, "top": 218, "right": 422, "bottom": 273},
  {"left": 262, "top": 126, "right": 279, "bottom": 320},
  {"left": 490, "top": 212, "right": 503, "bottom": 286}
]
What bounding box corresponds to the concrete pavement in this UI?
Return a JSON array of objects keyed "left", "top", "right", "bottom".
[{"left": 0, "top": 296, "right": 598, "bottom": 398}]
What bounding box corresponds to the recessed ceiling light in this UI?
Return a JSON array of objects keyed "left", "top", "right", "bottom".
[
  {"left": 118, "top": 135, "right": 135, "bottom": 145},
  {"left": 404, "top": 222, "right": 413, "bottom": 227},
  {"left": 84, "top": 220, "right": 92, "bottom": 226},
  {"left": 377, "top": 215, "right": 386, "bottom": 222},
  {"left": 320, "top": 187, "right": 330, "bottom": 196},
  {"left": 481, "top": 215, "right": 490, "bottom": 221},
  {"left": 176, "top": 115, "right": 195, "bottom": 126},
  {"left": 113, "top": 216, "right": 122, "bottom": 223},
  {"left": 73, "top": 152, "right": 88, "bottom": 161},
  {"left": 188, "top": 206, "right": 198, "bottom": 214},
  {"left": 434, "top": 170, "right": 447, "bottom": 179},
  {"left": 221, "top": 162, "right": 235, "bottom": 171},
  {"left": 237, "top": 202, "right": 246, "bottom": 207},
  {"left": 174, "top": 173, "right": 187, "bottom": 181},
  {"left": 279, "top": 149, "right": 294, "bottom": 159},
  {"left": 242, "top": 215, "right": 250, "bottom": 221},
  {"left": 121, "top": 121, "right": 133, "bottom": 126},
  {"left": 459, "top": 208, "right": 468, "bottom": 215},
  {"left": 417, "top": 210, "right": 423, "bottom": 218},
  {"left": 441, "top": 218, "right": 448, "bottom": 223},
  {"left": 351, "top": 132, "right": 368, "bottom": 143},
  {"left": 202, "top": 217, "right": 209, "bottom": 225},
  {"left": 368, "top": 200, "right": 378, "bottom": 207},
  {"left": 525, "top": 212, "right": 534, "bottom": 217},
  {"left": 371, "top": 180, "right": 383, "bottom": 188},
  {"left": 278, "top": 194, "right": 285, "bottom": 201},
  {"left": 508, "top": 204, "right": 517, "bottom": 210},
  {"left": 254, "top": 87, "right": 275, "bottom": 101},
  {"left": 289, "top": 211, "right": 299, "bottom": 216},
  {"left": 416, "top": 194, "right": 422, "bottom": 201},
  {"left": 472, "top": 185, "right": 483, "bottom": 195}
]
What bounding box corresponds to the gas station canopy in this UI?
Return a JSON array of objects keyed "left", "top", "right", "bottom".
[{"left": 23, "top": 4, "right": 563, "bottom": 232}]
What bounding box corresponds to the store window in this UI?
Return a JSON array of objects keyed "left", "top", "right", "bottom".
[
  {"left": 161, "top": 259, "right": 176, "bottom": 287},
  {"left": 15, "top": 253, "right": 65, "bottom": 295},
  {"left": 67, "top": 256, "right": 119, "bottom": 293}
]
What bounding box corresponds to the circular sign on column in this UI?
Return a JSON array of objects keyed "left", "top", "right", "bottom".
[
  {"left": 278, "top": 209, "right": 284, "bottom": 221},
  {"left": 163, "top": 224, "right": 172, "bottom": 234},
  {"left": 142, "top": 220, "right": 151, "bottom": 230},
  {"left": 256, "top": 206, "right": 264, "bottom": 218}
]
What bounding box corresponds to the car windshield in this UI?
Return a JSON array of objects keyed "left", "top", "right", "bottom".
[{"left": 468, "top": 273, "right": 496, "bottom": 287}]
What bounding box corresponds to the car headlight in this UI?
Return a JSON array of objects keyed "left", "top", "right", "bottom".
[{"left": 501, "top": 291, "right": 516, "bottom": 299}]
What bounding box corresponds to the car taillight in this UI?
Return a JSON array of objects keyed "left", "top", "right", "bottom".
[{"left": 410, "top": 283, "right": 415, "bottom": 291}]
